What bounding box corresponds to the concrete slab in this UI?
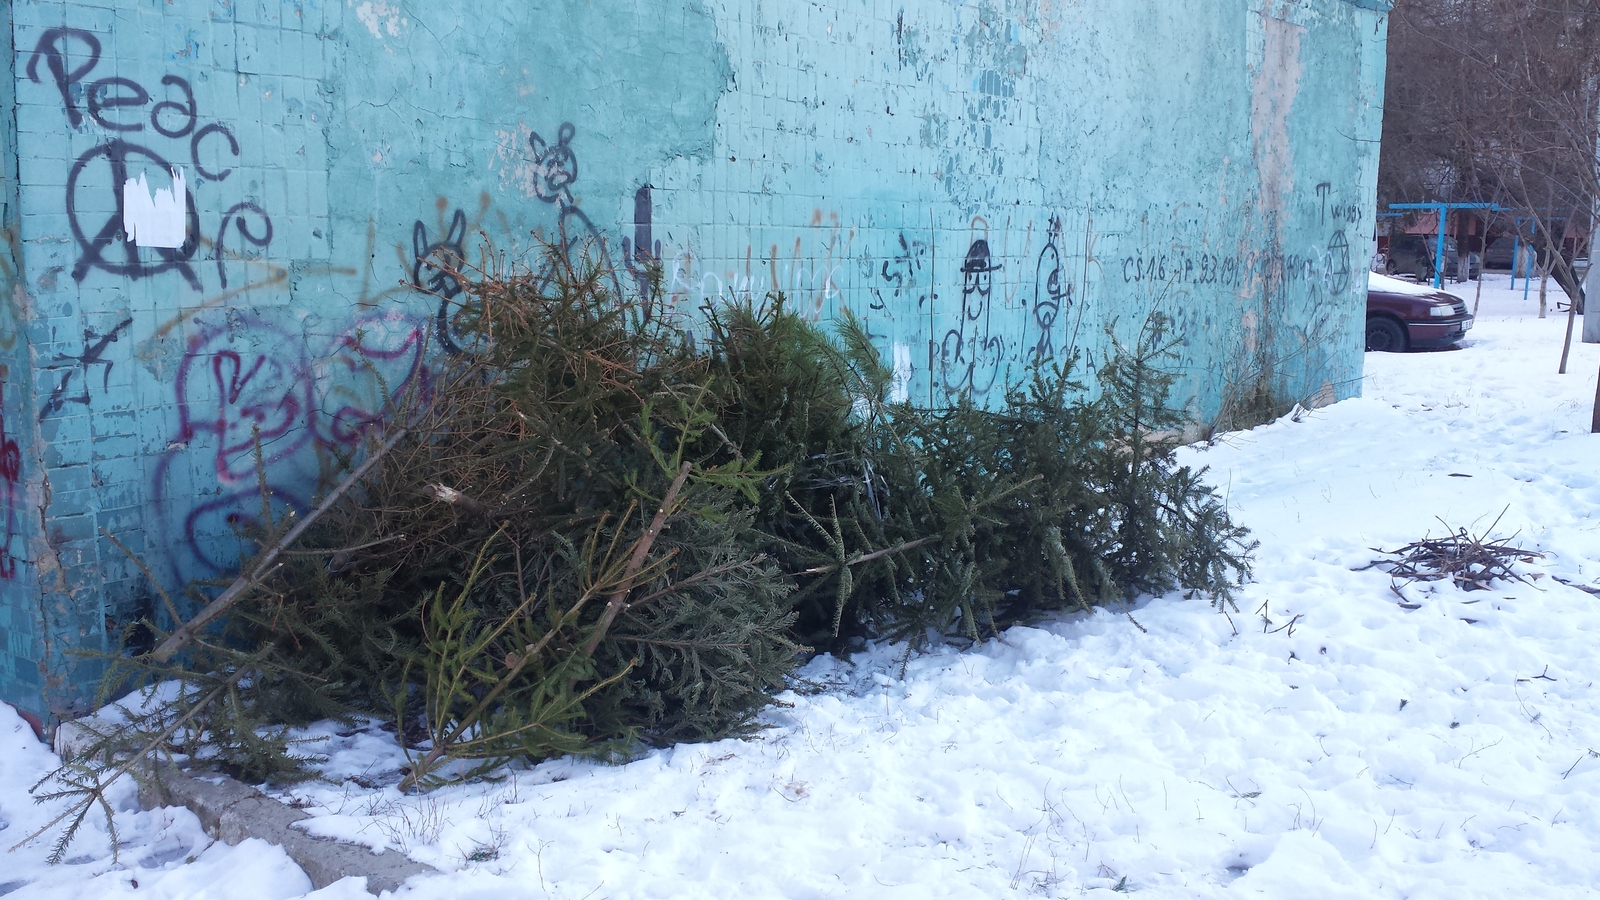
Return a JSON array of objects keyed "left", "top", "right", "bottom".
[
  {"left": 56, "top": 719, "right": 436, "bottom": 895},
  {"left": 136, "top": 761, "right": 440, "bottom": 894}
]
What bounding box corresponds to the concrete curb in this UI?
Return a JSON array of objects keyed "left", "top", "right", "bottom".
[
  {"left": 56, "top": 720, "right": 438, "bottom": 894},
  {"left": 134, "top": 761, "right": 440, "bottom": 894}
]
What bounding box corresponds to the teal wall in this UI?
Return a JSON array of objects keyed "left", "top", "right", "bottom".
[
  {"left": 2, "top": 1, "right": 46, "bottom": 708},
  {"left": 3, "top": 0, "right": 1389, "bottom": 717}
]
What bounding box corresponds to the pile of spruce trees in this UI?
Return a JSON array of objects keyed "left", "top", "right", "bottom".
[{"left": 78, "top": 241, "right": 1252, "bottom": 797}]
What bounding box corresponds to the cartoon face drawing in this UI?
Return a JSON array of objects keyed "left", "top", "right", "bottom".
[
  {"left": 412, "top": 210, "right": 468, "bottom": 301},
  {"left": 521, "top": 122, "right": 625, "bottom": 304},
  {"left": 941, "top": 235, "right": 1007, "bottom": 397},
  {"left": 1032, "top": 224, "right": 1068, "bottom": 360},
  {"left": 961, "top": 239, "right": 999, "bottom": 320},
  {"left": 1036, "top": 245, "right": 1062, "bottom": 330},
  {"left": 529, "top": 122, "right": 579, "bottom": 206},
  {"left": 413, "top": 210, "right": 470, "bottom": 354}
]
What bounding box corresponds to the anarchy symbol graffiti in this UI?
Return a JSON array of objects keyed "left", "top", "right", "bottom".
[
  {"left": 67, "top": 139, "right": 202, "bottom": 289},
  {"left": 1326, "top": 230, "right": 1351, "bottom": 296}
]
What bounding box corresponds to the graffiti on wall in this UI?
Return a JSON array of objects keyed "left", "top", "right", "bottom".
[
  {"left": 38, "top": 318, "right": 133, "bottom": 421},
  {"left": 0, "top": 381, "right": 19, "bottom": 580},
  {"left": 419, "top": 123, "right": 627, "bottom": 350},
  {"left": 652, "top": 212, "right": 1103, "bottom": 403},
  {"left": 1023, "top": 217, "right": 1074, "bottom": 363},
  {"left": 130, "top": 177, "right": 520, "bottom": 577},
  {"left": 661, "top": 206, "right": 853, "bottom": 329},
  {"left": 870, "top": 232, "right": 933, "bottom": 314},
  {"left": 18, "top": 19, "right": 1365, "bottom": 574},
  {"left": 940, "top": 223, "right": 1006, "bottom": 397},
  {"left": 413, "top": 209, "right": 470, "bottom": 354},
  {"left": 154, "top": 310, "right": 432, "bottom": 576},
  {"left": 1120, "top": 195, "right": 1357, "bottom": 307},
  {"left": 667, "top": 246, "right": 846, "bottom": 323},
  {"left": 527, "top": 123, "right": 623, "bottom": 297},
  {"left": 621, "top": 185, "right": 661, "bottom": 317},
  {"left": 27, "top": 28, "right": 274, "bottom": 292},
  {"left": 1316, "top": 182, "right": 1364, "bottom": 228},
  {"left": 215, "top": 202, "right": 274, "bottom": 290}
]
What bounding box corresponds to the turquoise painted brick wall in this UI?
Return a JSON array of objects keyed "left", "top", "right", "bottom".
[
  {"left": 3, "top": 0, "right": 1389, "bottom": 717},
  {"left": 1, "top": 1, "right": 46, "bottom": 709}
]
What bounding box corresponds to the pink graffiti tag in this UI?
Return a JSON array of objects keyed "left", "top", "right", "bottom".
[
  {"left": 156, "top": 313, "right": 433, "bottom": 577},
  {"left": 173, "top": 329, "right": 314, "bottom": 484},
  {"left": 314, "top": 312, "right": 432, "bottom": 449}
]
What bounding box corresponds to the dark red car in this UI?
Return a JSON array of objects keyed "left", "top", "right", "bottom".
[{"left": 1365, "top": 271, "right": 1474, "bottom": 352}]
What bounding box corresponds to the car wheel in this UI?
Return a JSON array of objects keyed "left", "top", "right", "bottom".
[
  {"left": 1384, "top": 258, "right": 1399, "bottom": 276},
  {"left": 1365, "top": 316, "right": 1408, "bottom": 353}
]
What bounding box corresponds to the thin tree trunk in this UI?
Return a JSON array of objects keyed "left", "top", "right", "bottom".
[
  {"left": 1473, "top": 210, "right": 1490, "bottom": 315},
  {"left": 1540, "top": 264, "right": 1550, "bottom": 318},
  {"left": 1560, "top": 291, "right": 1578, "bottom": 373},
  {"left": 1593, "top": 364, "right": 1600, "bottom": 433},
  {"left": 581, "top": 461, "right": 693, "bottom": 657}
]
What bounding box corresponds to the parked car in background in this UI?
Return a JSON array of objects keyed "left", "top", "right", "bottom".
[
  {"left": 1442, "top": 248, "right": 1481, "bottom": 281},
  {"left": 1481, "top": 238, "right": 1518, "bottom": 271},
  {"left": 1384, "top": 233, "right": 1480, "bottom": 281},
  {"left": 1366, "top": 270, "right": 1474, "bottom": 352},
  {"left": 1384, "top": 233, "right": 1435, "bottom": 280},
  {"left": 1482, "top": 239, "right": 1584, "bottom": 281}
]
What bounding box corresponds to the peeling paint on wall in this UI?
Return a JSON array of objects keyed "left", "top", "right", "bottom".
[
  {"left": 351, "top": 1, "right": 409, "bottom": 41},
  {"left": 1250, "top": 12, "right": 1306, "bottom": 237}
]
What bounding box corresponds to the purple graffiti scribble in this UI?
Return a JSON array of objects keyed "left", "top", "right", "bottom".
[
  {"left": 0, "top": 391, "right": 20, "bottom": 580},
  {"left": 154, "top": 312, "right": 433, "bottom": 577},
  {"left": 174, "top": 324, "right": 313, "bottom": 484},
  {"left": 316, "top": 312, "right": 433, "bottom": 449}
]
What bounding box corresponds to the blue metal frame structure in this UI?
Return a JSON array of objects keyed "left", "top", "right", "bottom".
[{"left": 1388, "top": 202, "right": 1506, "bottom": 288}]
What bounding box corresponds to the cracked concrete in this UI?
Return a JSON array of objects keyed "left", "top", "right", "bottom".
[
  {"left": 56, "top": 719, "right": 435, "bottom": 896},
  {"left": 135, "top": 761, "right": 439, "bottom": 894}
]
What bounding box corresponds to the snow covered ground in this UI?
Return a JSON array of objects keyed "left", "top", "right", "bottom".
[{"left": 3, "top": 273, "right": 1600, "bottom": 898}]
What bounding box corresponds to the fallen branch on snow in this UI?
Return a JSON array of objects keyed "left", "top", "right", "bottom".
[{"left": 1361, "top": 515, "right": 1542, "bottom": 593}]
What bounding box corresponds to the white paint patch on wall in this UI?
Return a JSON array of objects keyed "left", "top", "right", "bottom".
[
  {"left": 490, "top": 124, "right": 543, "bottom": 200},
  {"left": 1249, "top": 12, "right": 1304, "bottom": 241},
  {"left": 891, "top": 343, "right": 913, "bottom": 403},
  {"left": 351, "top": 0, "right": 409, "bottom": 40},
  {"left": 122, "top": 167, "right": 188, "bottom": 249}
]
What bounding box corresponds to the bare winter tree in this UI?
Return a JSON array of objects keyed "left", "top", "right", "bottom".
[{"left": 1381, "top": 0, "right": 1600, "bottom": 430}]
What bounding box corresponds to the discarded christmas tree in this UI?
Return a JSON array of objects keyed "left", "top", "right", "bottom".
[{"left": 26, "top": 236, "right": 1255, "bottom": 860}]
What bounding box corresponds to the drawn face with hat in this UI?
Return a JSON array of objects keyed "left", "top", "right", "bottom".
[{"left": 961, "top": 239, "right": 1000, "bottom": 320}]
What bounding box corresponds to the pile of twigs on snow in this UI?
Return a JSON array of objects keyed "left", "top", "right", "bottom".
[{"left": 1369, "top": 517, "right": 1542, "bottom": 592}]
